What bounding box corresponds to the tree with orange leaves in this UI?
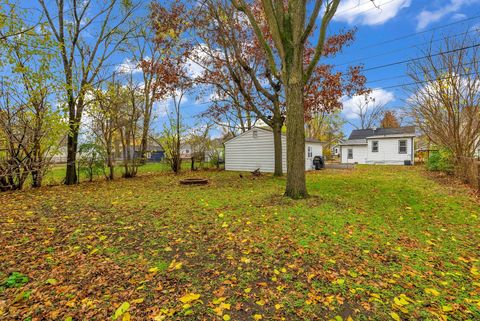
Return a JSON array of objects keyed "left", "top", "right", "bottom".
[
  {"left": 193, "top": 0, "right": 368, "bottom": 177},
  {"left": 380, "top": 110, "right": 400, "bottom": 128}
]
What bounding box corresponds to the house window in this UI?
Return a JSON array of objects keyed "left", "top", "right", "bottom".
[
  {"left": 372, "top": 141, "right": 379, "bottom": 153},
  {"left": 252, "top": 130, "right": 258, "bottom": 138},
  {"left": 307, "top": 146, "right": 312, "bottom": 158},
  {"left": 347, "top": 148, "right": 353, "bottom": 159},
  {"left": 398, "top": 140, "right": 407, "bottom": 154}
]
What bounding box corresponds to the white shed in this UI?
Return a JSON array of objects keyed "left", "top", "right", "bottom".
[{"left": 224, "top": 127, "right": 323, "bottom": 173}]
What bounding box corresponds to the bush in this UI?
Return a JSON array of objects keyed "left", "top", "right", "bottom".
[
  {"left": 426, "top": 149, "right": 454, "bottom": 173},
  {"left": 78, "top": 143, "right": 106, "bottom": 182}
]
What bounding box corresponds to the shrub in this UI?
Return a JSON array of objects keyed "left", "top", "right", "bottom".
[
  {"left": 426, "top": 149, "right": 454, "bottom": 173},
  {"left": 78, "top": 143, "right": 106, "bottom": 182}
]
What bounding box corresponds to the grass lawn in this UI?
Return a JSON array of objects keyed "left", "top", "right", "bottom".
[
  {"left": 1, "top": 166, "right": 479, "bottom": 320},
  {"left": 42, "top": 161, "right": 208, "bottom": 185}
]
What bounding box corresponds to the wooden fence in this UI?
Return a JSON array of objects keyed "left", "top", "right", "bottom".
[{"left": 455, "top": 157, "right": 480, "bottom": 191}]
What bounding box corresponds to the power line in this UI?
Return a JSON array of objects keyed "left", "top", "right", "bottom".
[
  {"left": 365, "top": 61, "right": 478, "bottom": 85},
  {"left": 337, "top": 28, "right": 479, "bottom": 67},
  {"left": 353, "top": 12, "right": 480, "bottom": 52},
  {"left": 362, "top": 42, "right": 480, "bottom": 72},
  {"left": 379, "top": 71, "right": 478, "bottom": 90}
]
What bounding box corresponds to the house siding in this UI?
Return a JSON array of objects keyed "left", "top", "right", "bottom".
[
  {"left": 341, "top": 145, "right": 368, "bottom": 164},
  {"left": 366, "top": 137, "right": 414, "bottom": 165},
  {"left": 224, "top": 128, "right": 322, "bottom": 173},
  {"left": 305, "top": 143, "right": 323, "bottom": 170}
]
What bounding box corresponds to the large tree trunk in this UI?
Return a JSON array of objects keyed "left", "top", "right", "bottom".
[
  {"left": 284, "top": 62, "right": 307, "bottom": 198},
  {"left": 65, "top": 127, "right": 78, "bottom": 185},
  {"left": 272, "top": 120, "right": 283, "bottom": 177}
]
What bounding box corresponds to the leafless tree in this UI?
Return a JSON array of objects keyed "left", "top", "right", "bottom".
[
  {"left": 347, "top": 99, "right": 385, "bottom": 129},
  {"left": 406, "top": 34, "right": 480, "bottom": 161},
  {"left": 116, "top": 73, "right": 143, "bottom": 178},
  {"left": 160, "top": 78, "right": 192, "bottom": 174}
]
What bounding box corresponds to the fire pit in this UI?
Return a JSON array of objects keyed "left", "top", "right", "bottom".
[{"left": 179, "top": 178, "right": 209, "bottom": 185}]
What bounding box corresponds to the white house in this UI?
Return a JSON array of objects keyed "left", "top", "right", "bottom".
[
  {"left": 332, "top": 145, "right": 341, "bottom": 157},
  {"left": 340, "top": 127, "right": 416, "bottom": 165},
  {"left": 224, "top": 127, "right": 323, "bottom": 173}
]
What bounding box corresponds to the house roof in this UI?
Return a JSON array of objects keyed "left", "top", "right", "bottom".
[
  {"left": 224, "top": 127, "right": 323, "bottom": 145},
  {"left": 340, "top": 126, "right": 416, "bottom": 146},
  {"left": 305, "top": 137, "right": 322, "bottom": 143},
  {"left": 348, "top": 126, "right": 416, "bottom": 140}
]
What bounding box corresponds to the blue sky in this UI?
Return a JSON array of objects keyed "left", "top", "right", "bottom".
[
  {"left": 23, "top": 0, "right": 480, "bottom": 137},
  {"left": 176, "top": 0, "right": 480, "bottom": 136},
  {"left": 324, "top": 0, "right": 480, "bottom": 134}
]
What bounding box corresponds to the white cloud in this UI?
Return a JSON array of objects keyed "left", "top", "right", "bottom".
[
  {"left": 342, "top": 88, "right": 395, "bottom": 119},
  {"left": 451, "top": 13, "right": 467, "bottom": 21},
  {"left": 416, "top": 0, "right": 480, "bottom": 30},
  {"left": 333, "top": 0, "right": 411, "bottom": 26},
  {"left": 186, "top": 43, "right": 224, "bottom": 79},
  {"left": 153, "top": 91, "right": 190, "bottom": 119},
  {"left": 116, "top": 58, "right": 142, "bottom": 74}
]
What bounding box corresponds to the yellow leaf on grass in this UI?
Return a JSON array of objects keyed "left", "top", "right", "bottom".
[
  {"left": 424, "top": 288, "right": 440, "bottom": 296},
  {"left": 113, "top": 302, "right": 130, "bottom": 320},
  {"left": 253, "top": 314, "right": 263, "bottom": 320},
  {"left": 132, "top": 298, "right": 144, "bottom": 304},
  {"left": 179, "top": 293, "right": 200, "bottom": 304},
  {"left": 122, "top": 312, "right": 131, "bottom": 321},
  {"left": 471, "top": 266, "right": 480, "bottom": 276},
  {"left": 244, "top": 288, "right": 252, "bottom": 293},
  {"left": 442, "top": 305, "right": 453, "bottom": 312},
  {"left": 223, "top": 315, "right": 231, "bottom": 321},
  {"left": 212, "top": 297, "right": 226, "bottom": 305},
  {"left": 46, "top": 278, "right": 58, "bottom": 285},
  {"left": 390, "top": 312, "right": 401, "bottom": 321},
  {"left": 393, "top": 294, "right": 411, "bottom": 306},
  {"left": 169, "top": 260, "right": 183, "bottom": 270},
  {"left": 148, "top": 267, "right": 159, "bottom": 273},
  {"left": 256, "top": 299, "right": 266, "bottom": 306}
]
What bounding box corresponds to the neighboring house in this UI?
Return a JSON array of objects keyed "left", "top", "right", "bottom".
[
  {"left": 340, "top": 126, "right": 416, "bottom": 165},
  {"left": 224, "top": 127, "right": 322, "bottom": 173},
  {"left": 180, "top": 143, "right": 192, "bottom": 159},
  {"left": 330, "top": 138, "right": 344, "bottom": 157},
  {"left": 332, "top": 145, "right": 341, "bottom": 157},
  {"left": 133, "top": 140, "right": 165, "bottom": 162}
]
